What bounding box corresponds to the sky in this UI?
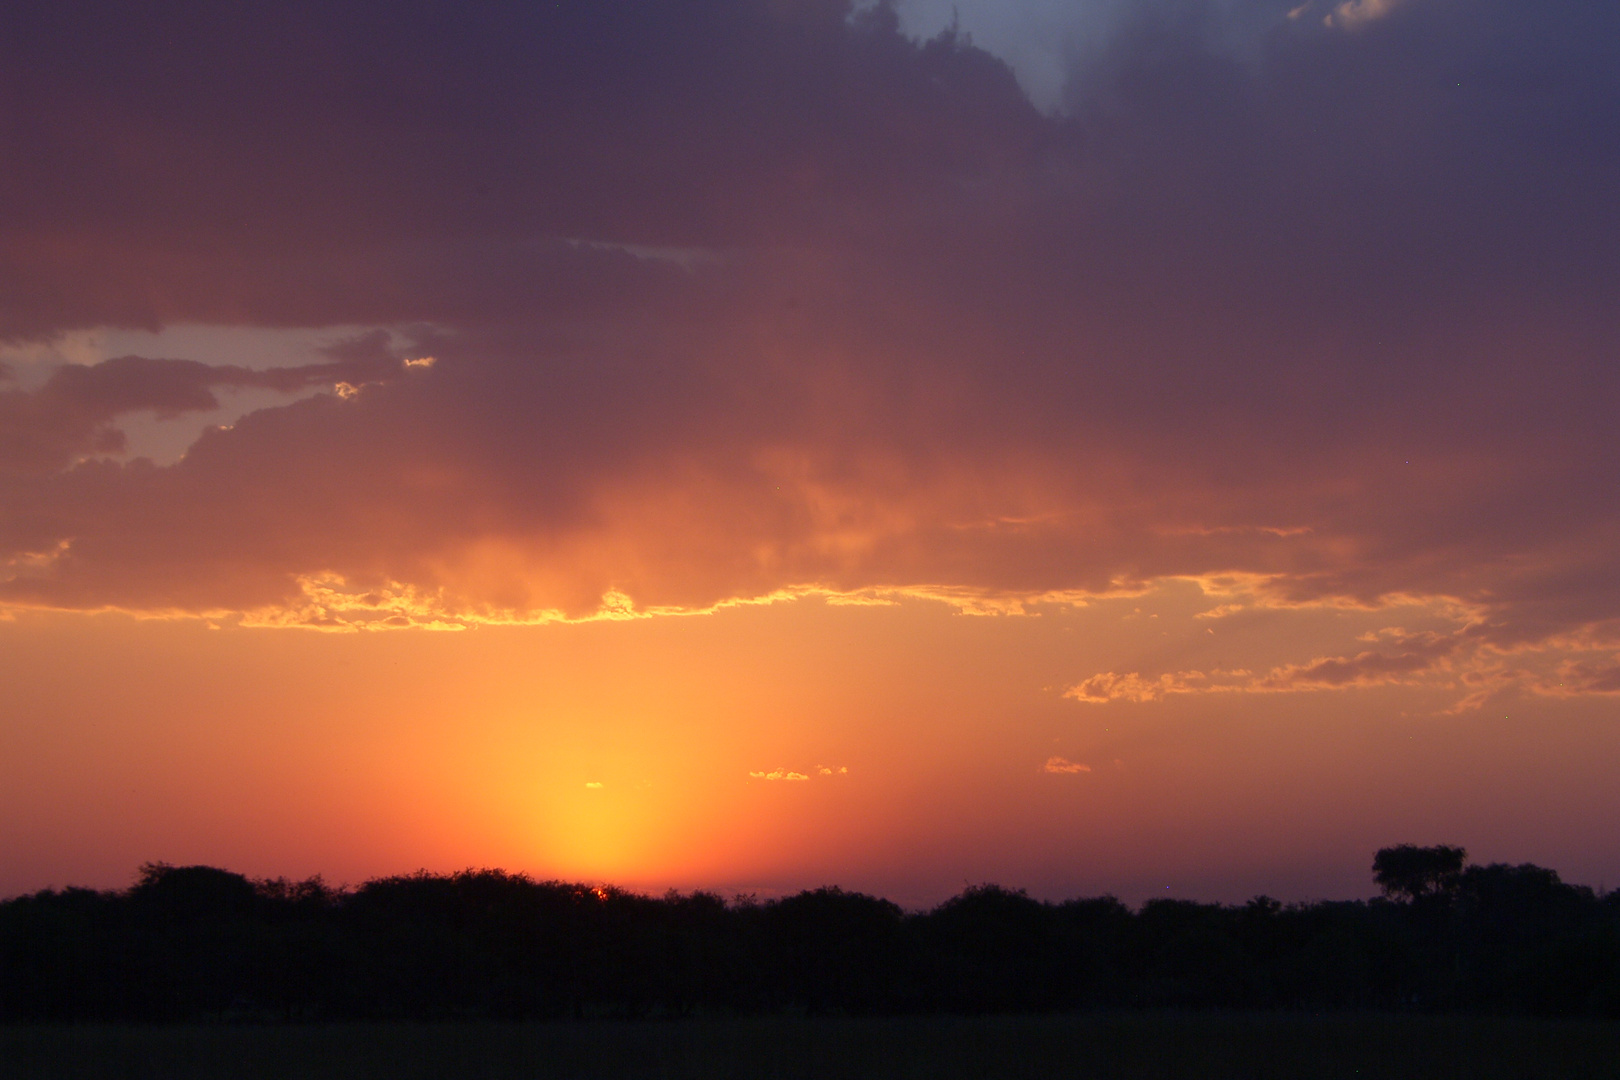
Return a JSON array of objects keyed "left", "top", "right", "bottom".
[{"left": 3, "top": 0, "right": 1619, "bottom": 906}]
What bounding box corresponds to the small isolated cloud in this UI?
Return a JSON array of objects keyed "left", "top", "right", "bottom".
[
  {"left": 1065, "top": 671, "right": 1158, "bottom": 703},
  {"left": 584, "top": 781, "right": 603, "bottom": 789},
  {"left": 750, "top": 765, "right": 847, "bottom": 781},
  {"left": 1044, "top": 756, "right": 1091, "bottom": 774}
]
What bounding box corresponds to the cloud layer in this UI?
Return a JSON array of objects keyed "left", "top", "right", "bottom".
[{"left": 3, "top": 0, "right": 1618, "bottom": 697}]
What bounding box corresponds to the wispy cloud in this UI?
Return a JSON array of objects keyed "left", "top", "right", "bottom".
[
  {"left": 1066, "top": 611, "right": 1620, "bottom": 710},
  {"left": 1324, "top": 0, "right": 1404, "bottom": 29},
  {"left": 749, "top": 769, "right": 810, "bottom": 782},
  {"left": 749, "top": 765, "right": 848, "bottom": 782}
]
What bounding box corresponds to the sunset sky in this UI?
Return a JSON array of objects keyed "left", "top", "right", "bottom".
[{"left": 3, "top": 0, "right": 1619, "bottom": 906}]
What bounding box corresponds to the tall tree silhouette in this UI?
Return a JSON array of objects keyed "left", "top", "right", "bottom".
[{"left": 1372, "top": 845, "right": 1467, "bottom": 902}]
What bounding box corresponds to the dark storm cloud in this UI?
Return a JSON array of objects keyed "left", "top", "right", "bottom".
[
  {"left": 1, "top": 0, "right": 1617, "bottom": 669},
  {"left": 0, "top": 0, "right": 1041, "bottom": 334}
]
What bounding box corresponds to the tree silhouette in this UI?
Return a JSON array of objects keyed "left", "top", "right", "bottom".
[
  {"left": 6, "top": 844, "right": 1617, "bottom": 1022},
  {"left": 1372, "top": 845, "right": 1467, "bottom": 901}
]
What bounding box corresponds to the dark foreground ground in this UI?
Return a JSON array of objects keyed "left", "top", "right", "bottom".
[{"left": 4, "top": 1013, "right": 1619, "bottom": 1080}]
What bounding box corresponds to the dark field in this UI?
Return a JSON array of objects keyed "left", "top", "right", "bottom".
[{"left": 4, "top": 1014, "right": 1619, "bottom": 1080}]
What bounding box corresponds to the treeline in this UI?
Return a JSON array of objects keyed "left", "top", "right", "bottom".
[{"left": 3, "top": 847, "right": 1618, "bottom": 1022}]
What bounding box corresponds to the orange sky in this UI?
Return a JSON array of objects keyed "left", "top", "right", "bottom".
[
  {"left": 6, "top": 585, "right": 1619, "bottom": 904},
  {"left": 4, "top": 0, "right": 1620, "bottom": 902}
]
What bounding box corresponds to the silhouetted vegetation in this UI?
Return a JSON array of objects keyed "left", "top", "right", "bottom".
[{"left": 4, "top": 848, "right": 1619, "bottom": 1023}]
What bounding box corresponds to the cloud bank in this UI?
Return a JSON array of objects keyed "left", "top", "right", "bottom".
[{"left": 2, "top": 0, "right": 1618, "bottom": 698}]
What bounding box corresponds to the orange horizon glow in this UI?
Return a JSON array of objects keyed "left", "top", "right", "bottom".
[{"left": 6, "top": 586, "right": 1619, "bottom": 907}]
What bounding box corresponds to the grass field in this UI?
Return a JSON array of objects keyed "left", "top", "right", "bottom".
[{"left": 4, "top": 1013, "right": 1619, "bottom": 1080}]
